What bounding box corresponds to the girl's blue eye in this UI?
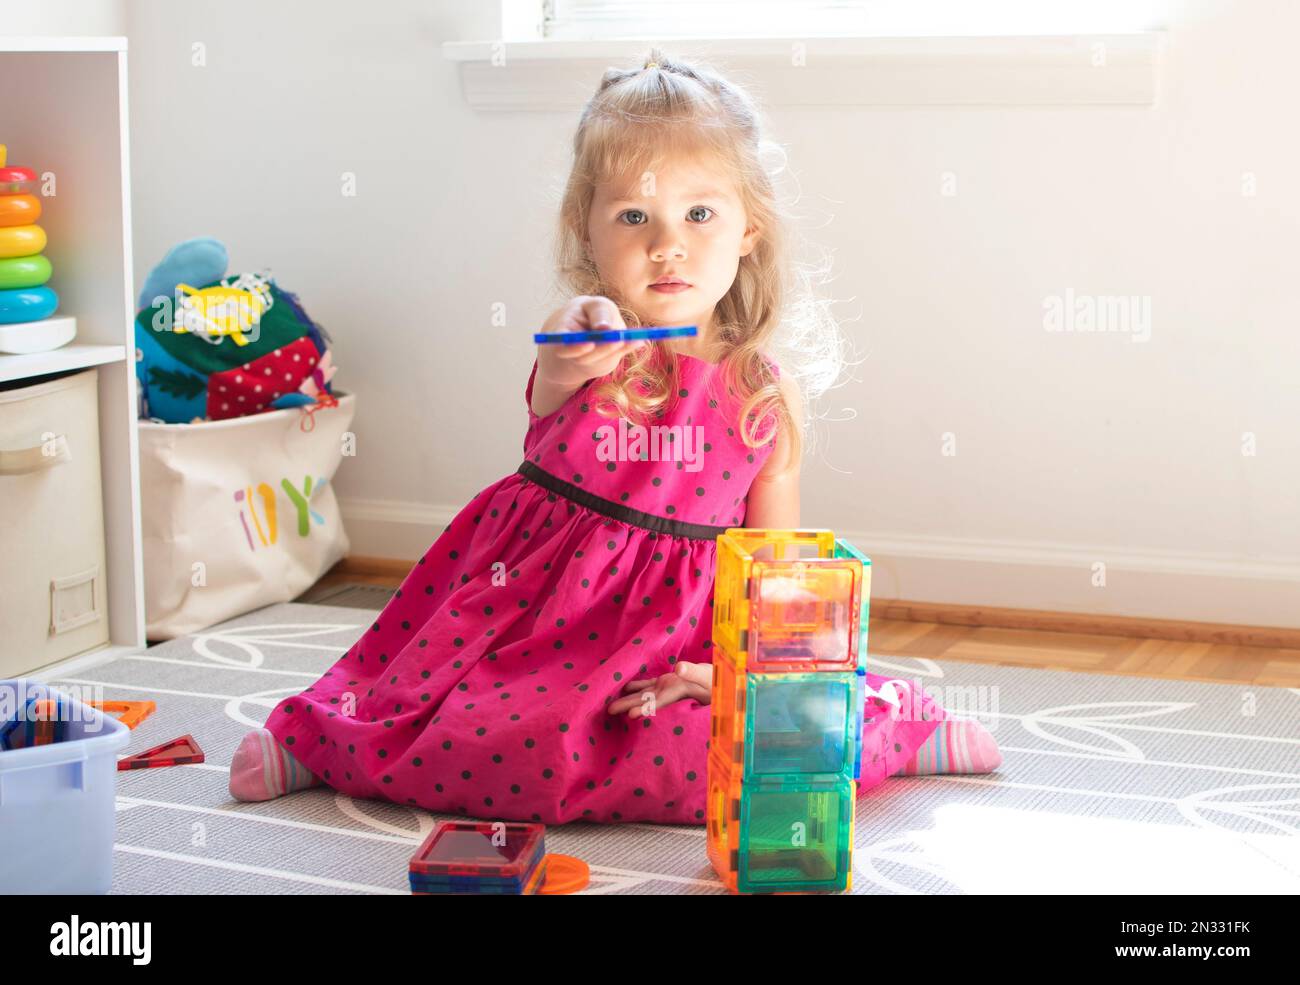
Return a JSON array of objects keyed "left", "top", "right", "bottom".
[{"left": 617, "top": 207, "right": 714, "bottom": 225}]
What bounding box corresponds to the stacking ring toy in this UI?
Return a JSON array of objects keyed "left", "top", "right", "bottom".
[
  {"left": 0, "top": 285, "right": 58, "bottom": 324},
  {"left": 0, "top": 224, "right": 46, "bottom": 259},
  {"left": 0, "top": 254, "right": 52, "bottom": 290}
]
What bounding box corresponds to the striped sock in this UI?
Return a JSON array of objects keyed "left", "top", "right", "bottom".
[
  {"left": 228, "top": 727, "right": 323, "bottom": 802},
  {"left": 900, "top": 719, "right": 1002, "bottom": 775}
]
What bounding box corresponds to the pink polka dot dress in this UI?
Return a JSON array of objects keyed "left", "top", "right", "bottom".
[{"left": 264, "top": 352, "right": 945, "bottom": 825}]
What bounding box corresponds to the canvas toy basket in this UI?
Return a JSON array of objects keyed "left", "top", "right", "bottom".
[{"left": 137, "top": 393, "right": 355, "bottom": 640}]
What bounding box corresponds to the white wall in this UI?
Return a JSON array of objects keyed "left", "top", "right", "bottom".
[{"left": 8, "top": 0, "right": 1297, "bottom": 626}]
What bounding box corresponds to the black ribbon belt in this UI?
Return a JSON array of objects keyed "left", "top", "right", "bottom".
[{"left": 516, "top": 460, "right": 732, "bottom": 542}]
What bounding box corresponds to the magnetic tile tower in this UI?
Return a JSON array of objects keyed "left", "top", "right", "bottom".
[{"left": 707, "top": 529, "right": 871, "bottom": 894}]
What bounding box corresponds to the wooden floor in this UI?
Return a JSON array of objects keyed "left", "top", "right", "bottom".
[
  {"left": 311, "top": 564, "right": 1300, "bottom": 689},
  {"left": 869, "top": 618, "right": 1300, "bottom": 688}
]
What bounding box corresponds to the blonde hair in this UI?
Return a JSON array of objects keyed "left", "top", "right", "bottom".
[{"left": 553, "top": 48, "right": 849, "bottom": 467}]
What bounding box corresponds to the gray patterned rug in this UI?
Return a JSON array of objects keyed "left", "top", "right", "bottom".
[{"left": 43, "top": 602, "right": 1300, "bottom": 894}]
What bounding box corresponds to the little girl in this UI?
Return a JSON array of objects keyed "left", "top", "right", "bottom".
[{"left": 229, "top": 50, "right": 1001, "bottom": 824}]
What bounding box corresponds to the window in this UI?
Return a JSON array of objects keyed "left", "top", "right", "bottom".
[
  {"left": 543, "top": 0, "right": 1162, "bottom": 40},
  {"left": 446, "top": 3, "right": 1164, "bottom": 110},
  {"left": 546, "top": 1, "right": 870, "bottom": 39}
]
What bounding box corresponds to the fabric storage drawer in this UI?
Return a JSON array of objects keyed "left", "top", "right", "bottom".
[{"left": 0, "top": 368, "right": 110, "bottom": 676}]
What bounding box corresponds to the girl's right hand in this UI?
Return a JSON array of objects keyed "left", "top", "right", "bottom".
[{"left": 536, "top": 295, "right": 646, "bottom": 390}]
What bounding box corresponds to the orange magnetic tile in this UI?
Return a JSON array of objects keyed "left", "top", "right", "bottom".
[{"left": 88, "top": 700, "right": 157, "bottom": 730}]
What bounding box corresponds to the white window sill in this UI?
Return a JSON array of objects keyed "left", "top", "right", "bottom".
[{"left": 442, "top": 34, "right": 1165, "bottom": 111}]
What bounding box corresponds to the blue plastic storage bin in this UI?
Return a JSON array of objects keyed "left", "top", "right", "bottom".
[{"left": 0, "top": 680, "right": 130, "bottom": 894}]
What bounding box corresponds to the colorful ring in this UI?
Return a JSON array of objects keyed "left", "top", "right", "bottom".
[
  {"left": 0, "top": 224, "right": 46, "bottom": 259},
  {"left": 0, "top": 193, "right": 40, "bottom": 227},
  {"left": 0, "top": 285, "right": 58, "bottom": 324},
  {"left": 0, "top": 254, "right": 52, "bottom": 290}
]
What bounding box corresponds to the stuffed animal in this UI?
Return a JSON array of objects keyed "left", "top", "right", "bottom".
[{"left": 134, "top": 238, "right": 338, "bottom": 423}]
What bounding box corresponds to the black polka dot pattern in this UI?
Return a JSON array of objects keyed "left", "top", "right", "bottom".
[{"left": 252, "top": 353, "right": 945, "bottom": 829}]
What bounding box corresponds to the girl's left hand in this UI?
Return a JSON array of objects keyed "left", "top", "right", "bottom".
[{"left": 606, "top": 661, "right": 713, "bottom": 719}]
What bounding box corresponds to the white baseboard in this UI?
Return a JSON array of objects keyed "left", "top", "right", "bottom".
[
  {"left": 28, "top": 643, "right": 145, "bottom": 681},
  {"left": 338, "top": 496, "right": 460, "bottom": 564},
  {"left": 338, "top": 496, "right": 1300, "bottom": 630}
]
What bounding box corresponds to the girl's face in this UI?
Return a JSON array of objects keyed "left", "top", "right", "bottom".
[{"left": 587, "top": 154, "right": 760, "bottom": 336}]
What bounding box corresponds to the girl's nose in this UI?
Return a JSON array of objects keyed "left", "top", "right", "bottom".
[{"left": 650, "top": 237, "right": 687, "bottom": 262}]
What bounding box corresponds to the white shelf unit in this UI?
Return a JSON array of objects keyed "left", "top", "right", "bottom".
[{"left": 0, "top": 37, "right": 146, "bottom": 673}]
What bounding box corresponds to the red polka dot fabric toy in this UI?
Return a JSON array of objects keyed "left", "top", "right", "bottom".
[{"left": 133, "top": 238, "right": 338, "bottom": 424}]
